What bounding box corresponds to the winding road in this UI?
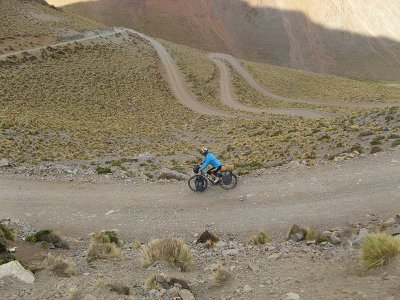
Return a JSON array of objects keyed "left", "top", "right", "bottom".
[{"left": 1, "top": 28, "right": 399, "bottom": 120}]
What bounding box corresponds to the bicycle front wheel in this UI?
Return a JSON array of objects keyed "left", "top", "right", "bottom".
[
  {"left": 188, "top": 175, "right": 208, "bottom": 192},
  {"left": 219, "top": 174, "right": 238, "bottom": 190}
]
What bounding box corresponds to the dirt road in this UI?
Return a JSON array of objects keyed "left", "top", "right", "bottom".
[
  {"left": 213, "top": 53, "right": 400, "bottom": 108},
  {"left": 209, "top": 54, "right": 335, "bottom": 119},
  {"left": 1, "top": 151, "right": 399, "bottom": 241}
]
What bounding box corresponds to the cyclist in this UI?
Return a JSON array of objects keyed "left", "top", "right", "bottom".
[{"left": 198, "top": 147, "right": 222, "bottom": 183}]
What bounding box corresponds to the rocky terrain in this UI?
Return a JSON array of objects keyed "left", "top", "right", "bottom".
[{"left": 1, "top": 210, "right": 400, "bottom": 300}]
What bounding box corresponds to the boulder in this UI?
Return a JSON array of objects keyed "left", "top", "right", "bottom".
[
  {"left": 0, "top": 158, "right": 10, "bottom": 168},
  {"left": 0, "top": 260, "right": 35, "bottom": 283},
  {"left": 385, "top": 225, "right": 400, "bottom": 236},
  {"left": 353, "top": 228, "right": 369, "bottom": 245},
  {"left": 284, "top": 292, "right": 300, "bottom": 300},
  {"left": 330, "top": 233, "right": 341, "bottom": 245},
  {"left": 157, "top": 168, "right": 187, "bottom": 181},
  {"left": 243, "top": 285, "right": 252, "bottom": 293},
  {"left": 178, "top": 289, "right": 195, "bottom": 300}
]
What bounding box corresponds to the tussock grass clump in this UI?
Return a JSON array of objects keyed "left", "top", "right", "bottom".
[
  {"left": 92, "top": 231, "right": 121, "bottom": 246},
  {"left": 145, "top": 275, "right": 162, "bottom": 291},
  {"left": 197, "top": 230, "right": 220, "bottom": 244},
  {"left": 42, "top": 253, "right": 74, "bottom": 277},
  {"left": 87, "top": 231, "right": 122, "bottom": 262},
  {"left": 26, "top": 230, "right": 69, "bottom": 249},
  {"left": 305, "top": 228, "right": 321, "bottom": 241},
  {"left": 142, "top": 238, "right": 193, "bottom": 271},
  {"left": 132, "top": 240, "right": 142, "bottom": 250},
  {"left": 250, "top": 231, "right": 271, "bottom": 245},
  {"left": 360, "top": 233, "right": 400, "bottom": 269},
  {"left": 0, "top": 224, "right": 16, "bottom": 241},
  {"left": 212, "top": 266, "right": 231, "bottom": 287}
]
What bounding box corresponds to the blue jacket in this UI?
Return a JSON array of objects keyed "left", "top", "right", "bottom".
[{"left": 200, "top": 152, "right": 222, "bottom": 171}]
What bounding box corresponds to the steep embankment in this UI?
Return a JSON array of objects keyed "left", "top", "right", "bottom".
[{"left": 53, "top": 0, "right": 400, "bottom": 80}]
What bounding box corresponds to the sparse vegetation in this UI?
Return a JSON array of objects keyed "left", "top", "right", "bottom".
[
  {"left": 212, "top": 265, "right": 231, "bottom": 287},
  {"left": 360, "top": 233, "right": 400, "bottom": 269},
  {"left": 0, "top": 224, "right": 16, "bottom": 241},
  {"left": 142, "top": 238, "right": 193, "bottom": 271},
  {"left": 26, "top": 230, "right": 68, "bottom": 249},
  {"left": 370, "top": 146, "right": 383, "bottom": 154},
  {"left": 250, "top": 231, "right": 271, "bottom": 245},
  {"left": 96, "top": 167, "right": 112, "bottom": 174},
  {"left": 87, "top": 231, "right": 122, "bottom": 261},
  {"left": 42, "top": 253, "right": 74, "bottom": 277}
]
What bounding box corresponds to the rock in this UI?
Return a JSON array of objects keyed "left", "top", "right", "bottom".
[
  {"left": 284, "top": 292, "right": 300, "bottom": 300},
  {"left": 0, "top": 261, "right": 35, "bottom": 283},
  {"left": 386, "top": 218, "right": 397, "bottom": 225},
  {"left": 148, "top": 289, "right": 159, "bottom": 297},
  {"left": 385, "top": 225, "right": 400, "bottom": 236},
  {"left": 330, "top": 233, "right": 341, "bottom": 245},
  {"left": 105, "top": 210, "right": 115, "bottom": 216},
  {"left": 0, "top": 158, "right": 10, "bottom": 168},
  {"left": 268, "top": 253, "right": 280, "bottom": 260},
  {"left": 288, "top": 225, "right": 306, "bottom": 241},
  {"left": 243, "top": 285, "right": 252, "bottom": 292},
  {"left": 222, "top": 249, "right": 239, "bottom": 256},
  {"left": 178, "top": 289, "right": 195, "bottom": 300},
  {"left": 157, "top": 168, "right": 187, "bottom": 181},
  {"left": 290, "top": 233, "right": 304, "bottom": 242},
  {"left": 7, "top": 247, "right": 17, "bottom": 252},
  {"left": 136, "top": 152, "right": 158, "bottom": 163},
  {"left": 306, "top": 240, "right": 316, "bottom": 246},
  {"left": 353, "top": 228, "right": 369, "bottom": 245}
]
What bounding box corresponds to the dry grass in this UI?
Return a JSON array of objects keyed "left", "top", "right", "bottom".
[
  {"left": 250, "top": 231, "right": 272, "bottom": 245},
  {"left": 26, "top": 230, "right": 69, "bottom": 249},
  {"left": 87, "top": 231, "right": 122, "bottom": 261},
  {"left": 245, "top": 60, "right": 400, "bottom": 103},
  {"left": 212, "top": 266, "right": 231, "bottom": 287},
  {"left": 142, "top": 238, "right": 193, "bottom": 271},
  {"left": 0, "top": 0, "right": 104, "bottom": 39},
  {"left": 360, "top": 233, "right": 400, "bottom": 269},
  {"left": 42, "top": 253, "right": 74, "bottom": 277},
  {"left": 132, "top": 240, "right": 142, "bottom": 250},
  {"left": 1, "top": 13, "right": 399, "bottom": 174},
  {"left": 145, "top": 275, "right": 162, "bottom": 291},
  {"left": 0, "top": 224, "right": 17, "bottom": 241}
]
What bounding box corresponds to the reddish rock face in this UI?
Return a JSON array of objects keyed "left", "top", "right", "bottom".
[{"left": 53, "top": 0, "right": 400, "bottom": 80}]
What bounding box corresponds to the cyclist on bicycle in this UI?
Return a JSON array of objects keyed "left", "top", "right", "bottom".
[{"left": 198, "top": 147, "right": 222, "bottom": 183}]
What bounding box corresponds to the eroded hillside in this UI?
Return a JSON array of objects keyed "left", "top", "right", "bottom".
[{"left": 53, "top": 0, "right": 400, "bottom": 80}]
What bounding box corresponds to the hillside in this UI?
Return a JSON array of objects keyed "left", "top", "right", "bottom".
[{"left": 51, "top": 0, "right": 400, "bottom": 80}]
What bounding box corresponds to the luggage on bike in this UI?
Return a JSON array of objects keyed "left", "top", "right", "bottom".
[
  {"left": 195, "top": 176, "right": 207, "bottom": 192},
  {"left": 221, "top": 164, "right": 235, "bottom": 172}
]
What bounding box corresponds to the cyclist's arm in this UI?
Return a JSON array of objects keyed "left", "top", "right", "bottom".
[{"left": 199, "top": 156, "right": 211, "bottom": 172}]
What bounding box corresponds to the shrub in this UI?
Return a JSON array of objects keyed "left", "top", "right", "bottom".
[
  {"left": 370, "top": 136, "right": 384, "bottom": 145},
  {"left": 212, "top": 266, "right": 231, "bottom": 287},
  {"left": 92, "top": 231, "right": 121, "bottom": 246},
  {"left": 142, "top": 238, "right": 193, "bottom": 271},
  {"left": 26, "top": 230, "right": 68, "bottom": 249},
  {"left": 196, "top": 231, "right": 219, "bottom": 244},
  {"left": 96, "top": 167, "right": 112, "bottom": 174},
  {"left": 87, "top": 243, "right": 121, "bottom": 262},
  {"left": 250, "top": 231, "right": 271, "bottom": 245},
  {"left": 0, "top": 224, "right": 16, "bottom": 241},
  {"left": 42, "top": 253, "right": 74, "bottom": 277},
  {"left": 0, "top": 252, "right": 16, "bottom": 265},
  {"left": 87, "top": 231, "right": 122, "bottom": 261},
  {"left": 360, "top": 233, "right": 400, "bottom": 269},
  {"left": 370, "top": 146, "right": 383, "bottom": 154},
  {"left": 305, "top": 228, "right": 321, "bottom": 241},
  {"left": 350, "top": 144, "right": 364, "bottom": 153},
  {"left": 145, "top": 275, "right": 162, "bottom": 291}
]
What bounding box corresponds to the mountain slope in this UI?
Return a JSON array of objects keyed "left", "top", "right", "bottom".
[{"left": 53, "top": 0, "right": 400, "bottom": 80}]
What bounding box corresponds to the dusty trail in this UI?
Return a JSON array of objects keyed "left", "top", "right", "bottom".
[
  {"left": 1, "top": 151, "right": 399, "bottom": 241},
  {"left": 209, "top": 54, "right": 335, "bottom": 119},
  {"left": 213, "top": 53, "right": 400, "bottom": 109},
  {"left": 0, "top": 30, "right": 119, "bottom": 60}
]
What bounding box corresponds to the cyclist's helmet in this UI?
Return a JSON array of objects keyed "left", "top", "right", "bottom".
[{"left": 199, "top": 147, "right": 209, "bottom": 155}]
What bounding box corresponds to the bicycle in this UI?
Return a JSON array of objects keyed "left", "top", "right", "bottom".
[{"left": 188, "top": 165, "right": 238, "bottom": 192}]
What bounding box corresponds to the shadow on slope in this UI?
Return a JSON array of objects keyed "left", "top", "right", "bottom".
[{"left": 61, "top": 0, "right": 400, "bottom": 81}]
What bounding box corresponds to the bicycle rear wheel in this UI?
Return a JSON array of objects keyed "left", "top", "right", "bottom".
[
  {"left": 188, "top": 175, "right": 208, "bottom": 192},
  {"left": 219, "top": 173, "right": 238, "bottom": 190}
]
